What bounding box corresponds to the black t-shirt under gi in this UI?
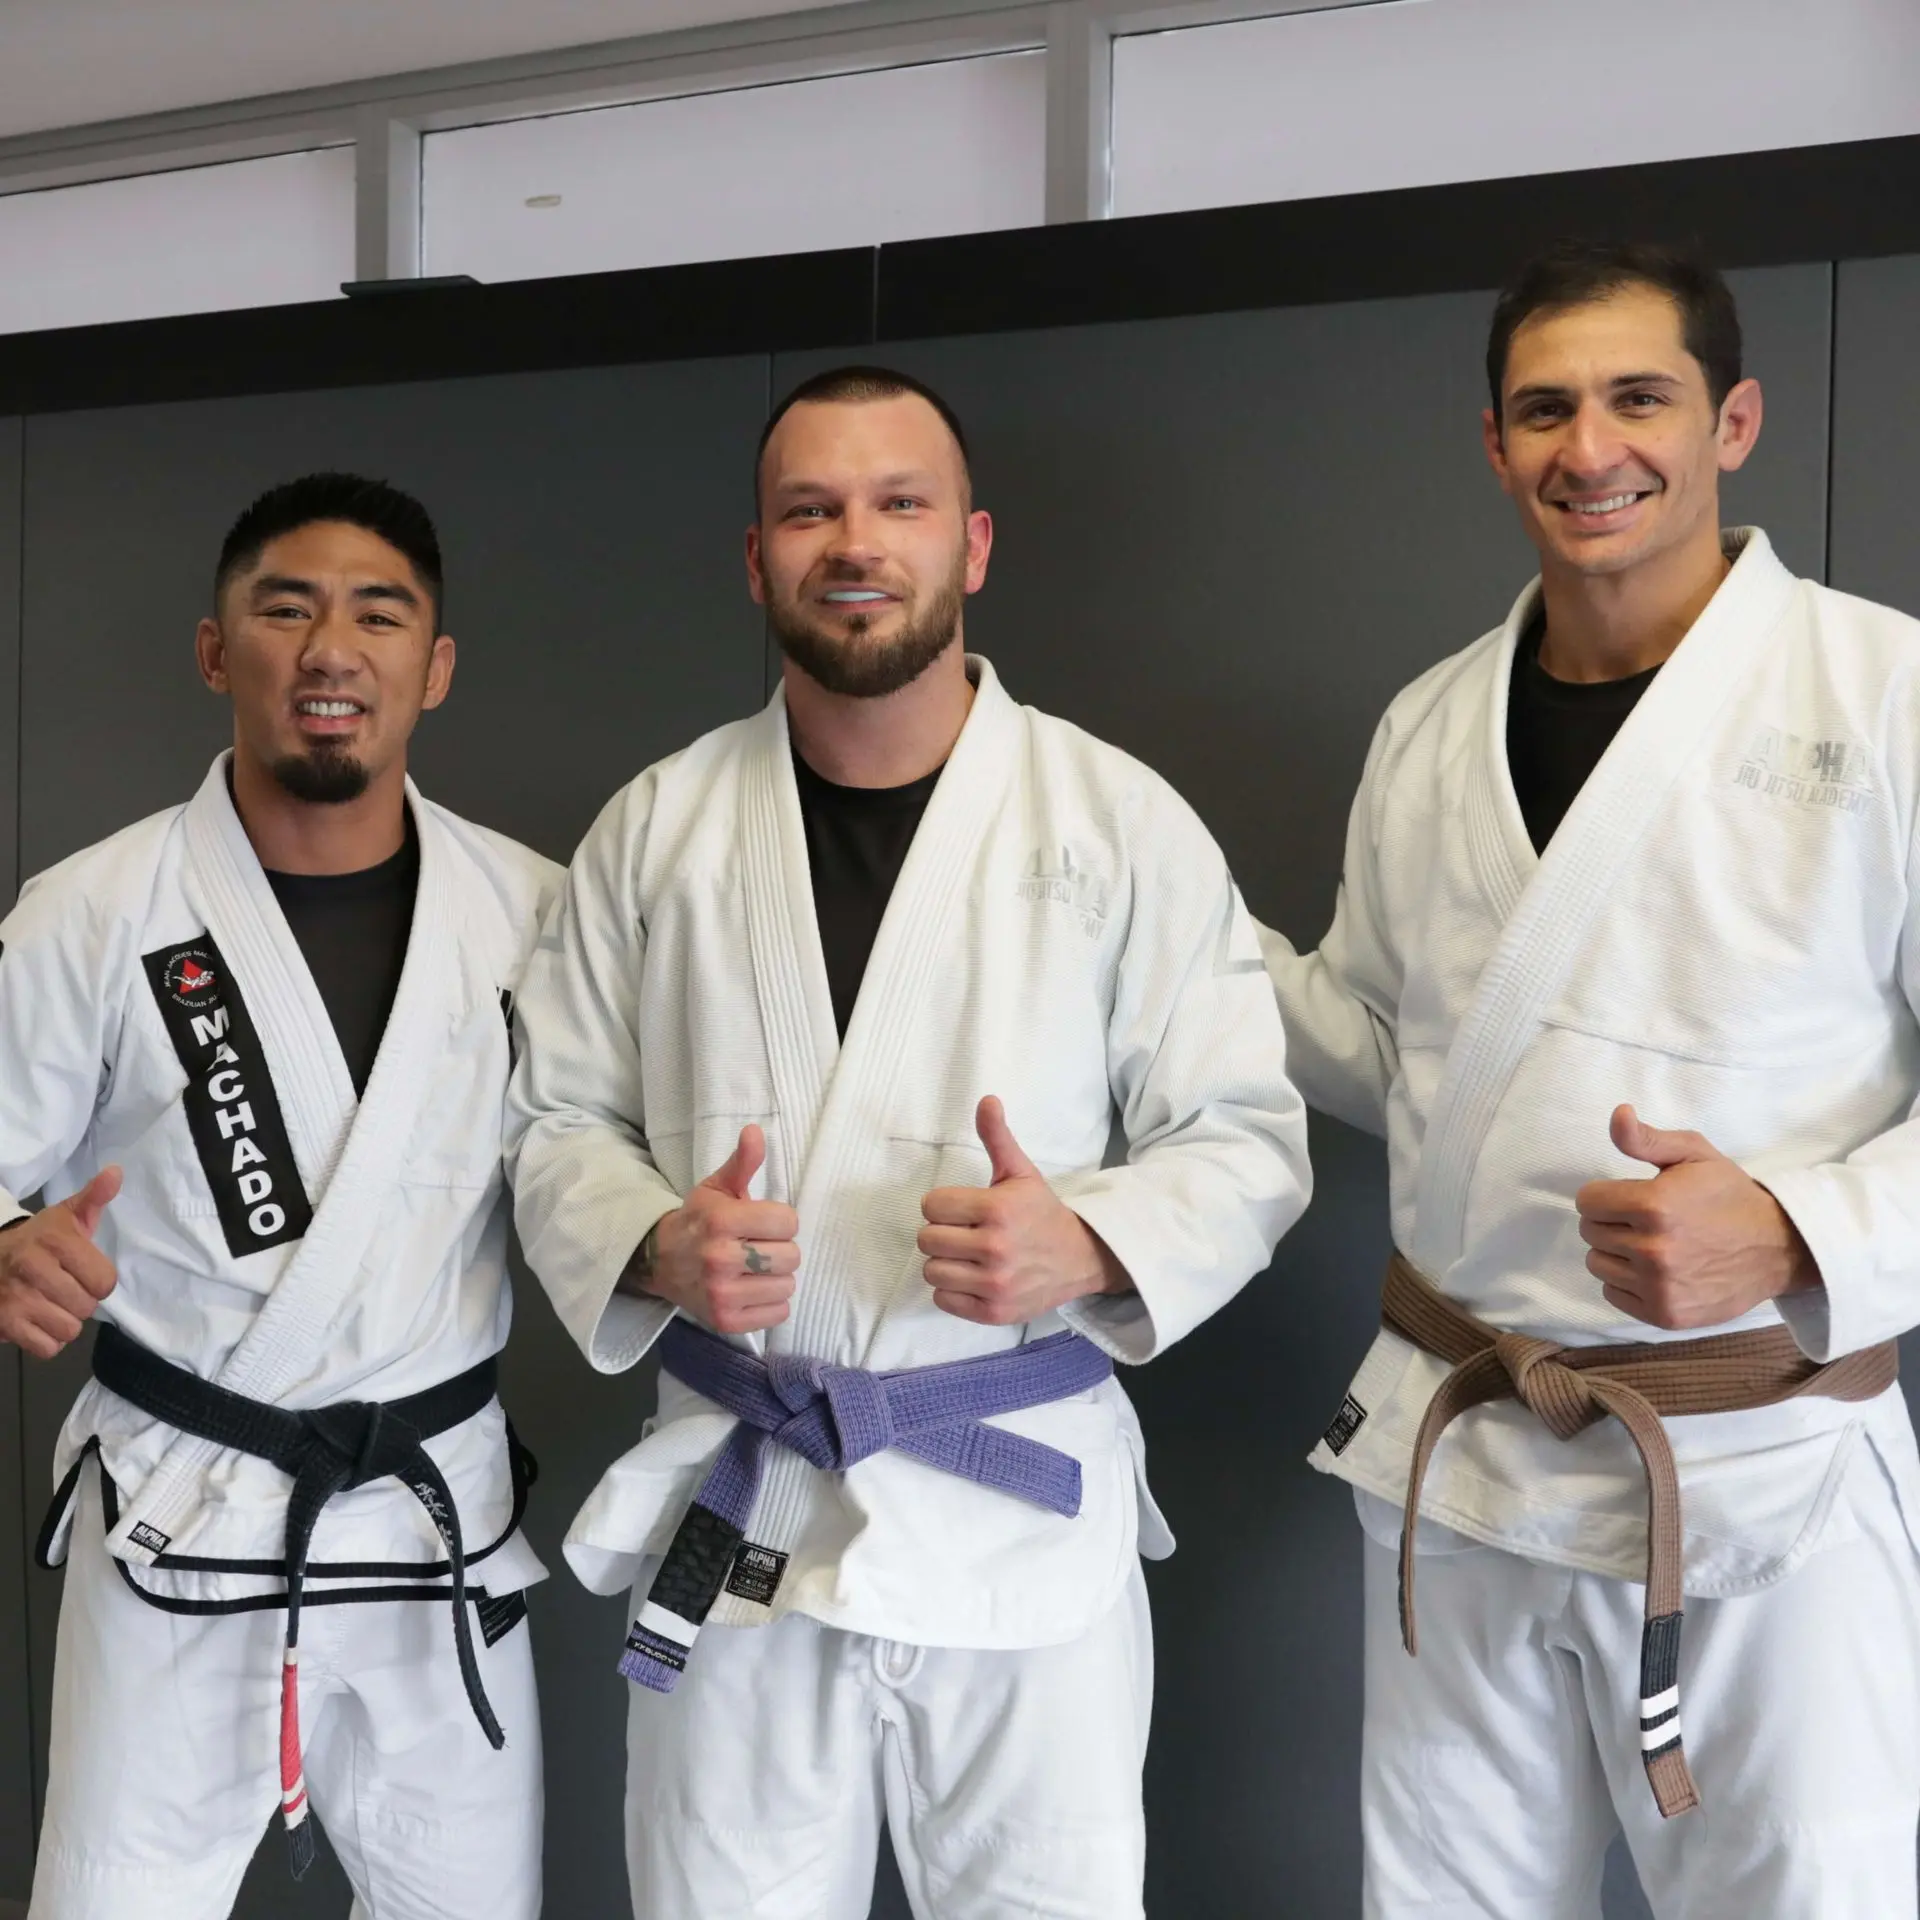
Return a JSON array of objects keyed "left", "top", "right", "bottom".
[
  {"left": 263, "top": 814, "right": 419, "bottom": 1096},
  {"left": 1505, "top": 613, "right": 1663, "bottom": 854},
  {"left": 791, "top": 747, "right": 941, "bottom": 1038}
]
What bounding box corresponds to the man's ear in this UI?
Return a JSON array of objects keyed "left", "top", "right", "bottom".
[
  {"left": 745, "top": 523, "right": 768, "bottom": 607},
  {"left": 421, "top": 633, "right": 456, "bottom": 712},
  {"left": 1481, "top": 407, "right": 1514, "bottom": 494},
  {"left": 195, "top": 616, "right": 229, "bottom": 693},
  {"left": 1715, "top": 376, "right": 1764, "bottom": 474}
]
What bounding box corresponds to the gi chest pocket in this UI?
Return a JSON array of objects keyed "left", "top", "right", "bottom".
[{"left": 404, "top": 999, "right": 512, "bottom": 1189}]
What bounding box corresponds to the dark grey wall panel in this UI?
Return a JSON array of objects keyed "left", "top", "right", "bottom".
[
  {"left": 779, "top": 258, "right": 1828, "bottom": 1920},
  {"left": 17, "top": 359, "right": 769, "bottom": 1916},
  {"left": 0, "top": 416, "right": 29, "bottom": 1901},
  {"left": 1831, "top": 253, "right": 1920, "bottom": 616}
]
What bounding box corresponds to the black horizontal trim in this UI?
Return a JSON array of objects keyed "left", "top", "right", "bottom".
[
  {"left": 878, "top": 133, "right": 1920, "bottom": 339},
  {"left": 0, "top": 245, "right": 877, "bottom": 415},
  {"left": 3, "top": 132, "right": 1920, "bottom": 415}
]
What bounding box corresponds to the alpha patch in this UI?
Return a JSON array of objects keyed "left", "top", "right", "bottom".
[
  {"left": 126, "top": 1521, "right": 172, "bottom": 1555},
  {"left": 723, "top": 1542, "right": 789, "bottom": 1607},
  {"left": 1322, "top": 1394, "right": 1368, "bottom": 1456},
  {"left": 143, "top": 933, "right": 313, "bottom": 1258}
]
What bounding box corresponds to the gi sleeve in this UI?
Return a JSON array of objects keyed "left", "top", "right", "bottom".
[
  {"left": 1256, "top": 715, "right": 1402, "bottom": 1138},
  {"left": 505, "top": 782, "right": 681, "bottom": 1373},
  {"left": 1766, "top": 786, "right": 1920, "bottom": 1361},
  {"left": 0, "top": 875, "right": 118, "bottom": 1220},
  {"left": 1053, "top": 795, "right": 1312, "bottom": 1364}
]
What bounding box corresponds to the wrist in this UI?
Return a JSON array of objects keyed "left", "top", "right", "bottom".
[{"left": 616, "top": 1214, "right": 673, "bottom": 1301}]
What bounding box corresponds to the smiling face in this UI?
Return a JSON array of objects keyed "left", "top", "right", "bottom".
[
  {"left": 196, "top": 519, "right": 453, "bottom": 805},
  {"left": 1484, "top": 283, "right": 1762, "bottom": 583},
  {"left": 747, "top": 392, "right": 991, "bottom": 699}
]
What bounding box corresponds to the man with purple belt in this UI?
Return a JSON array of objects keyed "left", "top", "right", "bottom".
[{"left": 506, "top": 365, "right": 1310, "bottom": 1918}]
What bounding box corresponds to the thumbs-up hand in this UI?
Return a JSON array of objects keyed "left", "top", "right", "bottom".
[
  {"left": 917, "top": 1097, "right": 1130, "bottom": 1326},
  {"left": 621, "top": 1125, "right": 802, "bottom": 1336},
  {"left": 1574, "top": 1104, "right": 1819, "bottom": 1330},
  {"left": 0, "top": 1166, "right": 123, "bottom": 1360}
]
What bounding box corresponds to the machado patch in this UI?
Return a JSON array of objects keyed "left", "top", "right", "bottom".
[
  {"left": 1322, "top": 1394, "right": 1368, "bottom": 1456},
  {"left": 143, "top": 933, "right": 313, "bottom": 1257},
  {"left": 723, "top": 1542, "right": 789, "bottom": 1607}
]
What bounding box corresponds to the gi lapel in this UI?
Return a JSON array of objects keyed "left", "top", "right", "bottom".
[
  {"left": 113, "top": 758, "right": 463, "bottom": 1560},
  {"left": 783, "top": 657, "right": 1022, "bottom": 1360},
  {"left": 1409, "top": 531, "right": 1800, "bottom": 1274}
]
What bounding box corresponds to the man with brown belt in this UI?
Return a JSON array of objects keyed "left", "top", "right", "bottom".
[{"left": 1262, "top": 241, "right": 1920, "bottom": 1916}]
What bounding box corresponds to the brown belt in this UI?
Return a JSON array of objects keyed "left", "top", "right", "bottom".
[{"left": 1382, "top": 1250, "right": 1896, "bottom": 1819}]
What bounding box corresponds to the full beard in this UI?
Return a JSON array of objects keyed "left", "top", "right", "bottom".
[
  {"left": 268, "top": 740, "right": 372, "bottom": 804},
  {"left": 768, "top": 568, "right": 965, "bottom": 700}
]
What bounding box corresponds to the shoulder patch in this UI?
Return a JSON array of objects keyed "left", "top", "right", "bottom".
[{"left": 142, "top": 934, "right": 313, "bottom": 1258}]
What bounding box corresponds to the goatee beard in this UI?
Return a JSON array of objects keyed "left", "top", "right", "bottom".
[
  {"left": 769, "top": 571, "right": 965, "bottom": 699},
  {"left": 268, "top": 744, "right": 371, "bottom": 805}
]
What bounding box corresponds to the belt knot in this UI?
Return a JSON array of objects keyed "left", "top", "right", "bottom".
[
  {"left": 1490, "top": 1332, "right": 1602, "bottom": 1441},
  {"left": 301, "top": 1400, "right": 425, "bottom": 1488}
]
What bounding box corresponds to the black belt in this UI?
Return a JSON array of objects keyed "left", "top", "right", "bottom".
[{"left": 86, "top": 1322, "right": 507, "bottom": 1876}]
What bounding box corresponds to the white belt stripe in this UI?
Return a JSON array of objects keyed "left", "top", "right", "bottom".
[
  {"left": 637, "top": 1601, "right": 701, "bottom": 1648},
  {"left": 1640, "top": 1685, "right": 1680, "bottom": 1720},
  {"left": 1641, "top": 1718, "right": 1683, "bottom": 1753}
]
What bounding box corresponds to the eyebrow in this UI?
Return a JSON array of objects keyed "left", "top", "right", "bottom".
[
  {"left": 249, "top": 573, "right": 421, "bottom": 608},
  {"left": 1508, "top": 371, "right": 1686, "bottom": 404},
  {"left": 770, "top": 468, "right": 943, "bottom": 497}
]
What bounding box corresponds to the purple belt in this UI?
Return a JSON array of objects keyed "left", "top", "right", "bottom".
[{"left": 619, "top": 1318, "right": 1115, "bottom": 1693}]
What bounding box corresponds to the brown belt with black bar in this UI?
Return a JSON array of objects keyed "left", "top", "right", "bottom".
[{"left": 1381, "top": 1251, "right": 1897, "bottom": 1819}]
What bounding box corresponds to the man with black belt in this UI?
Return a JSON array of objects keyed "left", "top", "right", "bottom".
[
  {"left": 1263, "top": 242, "right": 1920, "bottom": 1915},
  {"left": 1, "top": 474, "right": 558, "bottom": 1919},
  {"left": 507, "top": 366, "right": 1310, "bottom": 1917}
]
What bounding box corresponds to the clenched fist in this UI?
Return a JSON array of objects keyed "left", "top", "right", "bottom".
[
  {"left": 0, "top": 1167, "right": 123, "bottom": 1360},
  {"left": 626, "top": 1125, "right": 801, "bottom": 1336},
  {"left": 917, "top": 1096, "right": 1130, "bottom": 1326}
]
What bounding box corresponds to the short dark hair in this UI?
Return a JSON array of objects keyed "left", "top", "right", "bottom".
[
  {"left": 1485, "top": 240, "right": 1744, "bottom": 420},
  {"left": 214, "top": 472, "right": 445, "bottom": 626},
  {"left": 755, "top": 365, "right": 972, "bottom": 509}
]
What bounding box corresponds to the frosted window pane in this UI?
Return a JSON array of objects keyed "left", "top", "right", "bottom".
[
  {"left": 424, "top": 52, "right": 1045, "bottom": 281},
  {"left": 1114, "top": 0, "right": 1920, "bottom": 218},
  {"left": 0, "top": 147, "right": 356, "bottom": 336}
]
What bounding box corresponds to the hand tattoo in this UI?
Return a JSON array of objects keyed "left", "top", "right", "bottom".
[{"left": 744, "top": 1244, "right": 771, "bottom": 1275}]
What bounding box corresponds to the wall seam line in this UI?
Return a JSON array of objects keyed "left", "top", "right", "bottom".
[{"left": 1821, "top": 258, "right": 1839, "bottom": 587}]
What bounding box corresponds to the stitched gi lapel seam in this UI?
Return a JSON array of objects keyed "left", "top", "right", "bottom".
[
  {"left": 1411, "top": 532, "right": 1800, "bottom": 1274},
  {"left": 740, "top": 700, "right": 831, "bottom": 1277}
]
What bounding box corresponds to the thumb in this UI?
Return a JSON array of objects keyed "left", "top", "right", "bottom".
[
  {"left": 1610, "top": 1104, "right": 1720, "bottom": 1172},
  {"left": 64, "top": 1165, "right": 123, "bottom": 1239},
  {"left": 700, "top": 1124, "right": 764, "bottom": 1202},
  {"left": 976, "top": 1096, "right": 1038, "bottom": 1185}
]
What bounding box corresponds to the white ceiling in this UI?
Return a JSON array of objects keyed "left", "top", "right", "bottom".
[{"left": 0, "top": 0, "right": 846, "bottom": 141}]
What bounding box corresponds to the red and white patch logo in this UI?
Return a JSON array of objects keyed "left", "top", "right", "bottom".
[{"left": 161, "top": 947, "right": 219, "bottom": 1006}]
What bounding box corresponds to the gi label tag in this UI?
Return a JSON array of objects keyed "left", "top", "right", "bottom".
[
  {"left": 723, "top": 1542, "right": 788, "bottom": 1606},
  {"left": 1322, "top": 1394, "right": 1368, "bottom": 1456},
  {"left": 127, "top": 1521, "right": 172, "bottom": 1555},
  {"left": 143, "top": 933, "right": 313, "bottom": 1258},
  {"left": 475, "top": 1589, "right": 529, "bottom": 1648}
]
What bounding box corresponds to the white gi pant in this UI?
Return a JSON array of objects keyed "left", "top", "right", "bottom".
[
  {"left": 623, "top": 1565, "right": 1152, "bottom": 1919},
  {"left": 1359, "top": 1453, "right": 1920, "bottom": 1920},
  {"left": 30, "top": 1472, "right": 544, "bottom": 1920}
]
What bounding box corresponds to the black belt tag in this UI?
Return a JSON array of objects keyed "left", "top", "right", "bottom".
[
  {"left": 143, "top": 932, "right": 313, "bottom": 1258},
  {"left": 475, "top": 1589, "right": 529, "bottom": 1648},
  {"left": 724, "top": 1542, "right": 789, "bottom": 1607},
  {"left": 1322, "top": 1394, "right": 1367, "bottom": 1456}
]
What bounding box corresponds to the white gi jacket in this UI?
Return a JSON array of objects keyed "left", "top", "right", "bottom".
[
  {"left": 2, "top": 755, "right": 560, "bottom": 1602},
  {"left": 507, "top": 656, "right": 1310, "bottom": 1649},
  {"left": 1265, "top": 529, "right": 1920, "bottom": 1596}
]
